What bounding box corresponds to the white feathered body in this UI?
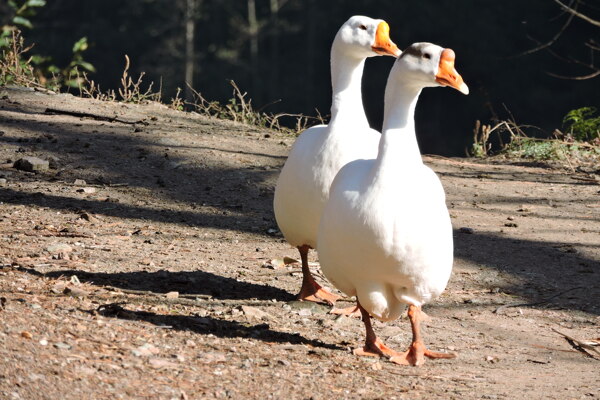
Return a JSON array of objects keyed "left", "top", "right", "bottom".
[
  {"left": 317, "top": 157, "right": 453, "bottom": 322},
  {"left": 273, "top": 123, "right": 380, "bottom": 248}
]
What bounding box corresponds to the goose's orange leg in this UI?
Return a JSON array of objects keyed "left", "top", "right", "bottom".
[
  {"left": 296, "top": 245, "right": 340, "bottom": 305},
  {"left": 389, "top": 305, "right": 456, "bottom": 366},
  {"left": 353, "top": 303, "right": 402, "bottom": 358}
]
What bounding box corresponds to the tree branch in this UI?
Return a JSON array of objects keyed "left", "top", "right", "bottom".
[
  {"left": 511, "top": 0, "right": 577, "bottom": 57},
  {"left": 553, "top": 0, "right": 600, "bottom": 27}
]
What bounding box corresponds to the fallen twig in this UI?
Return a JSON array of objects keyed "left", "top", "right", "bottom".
[
  {"left": 44, "top": 107, "right": 145, "bottom": 125},
  {"left": 552, "top": 328, "right": 600, "bottom": 360}
]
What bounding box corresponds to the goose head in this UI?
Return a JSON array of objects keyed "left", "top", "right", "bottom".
[
  {"left": 394, "top": 42, "right": 469, "bottom": 94},
  {"left": 334, "top": 16, "right": 401, "bottom": 59}
]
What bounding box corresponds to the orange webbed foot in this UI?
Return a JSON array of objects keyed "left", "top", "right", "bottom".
[
  {"left": 390, "top": 341, "right": 456, "bottom": 366},
  {"left": 354, "top": 338, "right": 402, "bottom": 359},
  {"left": 297, "top": 282, "right": 340, "bottom": 306}
]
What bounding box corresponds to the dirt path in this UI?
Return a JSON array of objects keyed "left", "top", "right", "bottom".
[{"left": 0, "top": 86, "right": 598, "bottom": 400}]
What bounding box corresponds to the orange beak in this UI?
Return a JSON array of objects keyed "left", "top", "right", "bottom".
[
  {"left": 435, "top": 49, "right": 469, "bottom": 95},
  {"left": 371, "top": 21, "right": 401, "bottom": 58}
]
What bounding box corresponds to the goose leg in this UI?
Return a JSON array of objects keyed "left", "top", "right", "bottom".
[
  {"left": 353, "top": 303, "right": 402, "bottom": 358},
  {"left": 296, "top": 245, "right": 340, "bottom": 305},
  {"left": 389, "top": 305, "right": 456, "bottom": 366}
]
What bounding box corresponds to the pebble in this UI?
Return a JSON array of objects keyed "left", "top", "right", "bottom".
[
  {"left": 298, "top": 308, "right": 312, "bottom": 316},
  {"left": 239, "top": 305, "right": 271, "bottom": 321},
  {"left": 13, "top": 157, "right": 49, "bottom": 172},
  {"left": 73, "top": 179, "right": 87, "bottom": 185},
  {"left": 165, "top": 291, "right": 179, "bottom": 299},
  {"left": 288, "top": 301, "right": 329, "bottom": 315},
  {"left": 148, "top": 358, "right": 178, "bottom": 369},
  {"left": 197, "top": 351, "right": 227, "bottom": 364},
  {"left": 46, "top": 243, "right": 73, "bottom": 254},
  {"left": 132, "top": 343, "right": 160, "bottom": 357},
  {"left": 77, "top": 187, "right": 96, "bottom": 194},
  {"left": 20, "top": 331, "right": 33, "bottom": 339},
  {"left": 0, "top": 178, "right": 6, "bottom": 187},
  {"left": 63, "top": 286, "right": 88, "bottom": 298},
  {"left": 47, "top": 156, "right": 60, "bottom": 169},
  {"left": 39, "top": 339, "right": 48, "bottom": 346},
  {"left": 79, "top": 212, "right": 96, "bottom": 222},
  {"left": 53, "top": 342, "right": 72, "bottom": 350}
]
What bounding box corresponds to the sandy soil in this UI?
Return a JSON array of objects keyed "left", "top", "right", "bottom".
[{"left": 0, "top": 86, "right": 599, "bottom": 400}]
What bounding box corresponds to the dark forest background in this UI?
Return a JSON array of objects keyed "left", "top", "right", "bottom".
[{"left": 2, "top": 0, "right": 599, "bottom": 156}]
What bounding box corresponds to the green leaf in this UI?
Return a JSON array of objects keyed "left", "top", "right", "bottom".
[
  {"left": 72, "top": 37, "right": 88, "bottom": 53},
  {"left": 26, "top": 0, "right": 47, "bottom": 7},
  {"left": 13, "top": 16, "right": 33, "bottom": 29},
  {"left": 77, "top": 61, "right": 96, "bottom": 72}
]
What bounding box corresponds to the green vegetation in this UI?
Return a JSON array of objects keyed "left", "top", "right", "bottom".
[
  {"left": 469, "top": 113, "right": 600, "bottom": 168},
  {"left": 1, "top": 0, "right": 94, "bottom": 91},
  {"left": 563, "top": 107, "right": 600, "bottom": 143}
]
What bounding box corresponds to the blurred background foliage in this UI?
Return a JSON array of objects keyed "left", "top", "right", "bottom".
[{"left": 1, "top": 0, "right": 598, "bottom": 156}]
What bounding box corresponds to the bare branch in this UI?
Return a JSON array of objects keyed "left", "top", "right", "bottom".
[
  {"left": 547, "top": 69, "right": 600, "bottom": 79},
  {"left": 511, "top": 0, "right": 577, "bottom": 57},
  {"left": 553, "top": 0, "right": 600, "bottom": 27}
]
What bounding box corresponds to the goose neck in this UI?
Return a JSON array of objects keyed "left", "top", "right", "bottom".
[
  {"left": 329, "top": 45, "right": 368, "bottom": 127},
  {"left": 377, "top": 81, "right": 423, "bottom": 167}
]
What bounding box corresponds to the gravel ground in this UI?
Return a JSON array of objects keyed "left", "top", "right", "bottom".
[{"left": 0, "top": 86, "right": 599, "bottom": 400}]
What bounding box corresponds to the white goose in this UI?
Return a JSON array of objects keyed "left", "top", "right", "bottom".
[
  {"left": 273, "top": 16, "right": 400, "bottom": 304},
  {"left": 317, "top": 42, "right": 469, "bottom": 366}
]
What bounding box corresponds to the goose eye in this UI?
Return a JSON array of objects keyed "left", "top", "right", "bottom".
[
  {"left": 359, "top": 24, "right": 367, "bottom": 30},
  {"left": 423, "top": 53, "right": 432, "bottom": 60}
]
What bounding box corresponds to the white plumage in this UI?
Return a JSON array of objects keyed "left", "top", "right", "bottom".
[
  {"left": 273, "top": 16, "right": 399, "bottom": 304},
  {"left": 317, "top": 42, "right": 469, "bottom": 365}
]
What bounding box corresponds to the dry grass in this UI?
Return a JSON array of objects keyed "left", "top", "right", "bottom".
[
  {"left": 0, "top": 30, "right": 41, "bottom": 88},
  {"left": 1, "top": 31, "right": 324, "bottom": 135}
]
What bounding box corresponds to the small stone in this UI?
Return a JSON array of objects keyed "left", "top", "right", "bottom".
[
  {"left": 39, "top": 339, "right": 48, "bottom": 346},
  {"left": 239, "top": 305, "right": 270, "bottom": 321},
  {"left": 331, "top": 315, "right": 352, "bottom": 327},
  {"left": 165, "top": 291, "right": 179, "bottom": 299},
  {"left": 485, "top": 355, "right": 499, "bottom": 363},
  {"left": 263, "top": 258, "right": 285, "bottom": 269},
  {"left": 277, "top": 359, "right": 291, "bottom": 367},
  {"left": 50, "top": 284, "right": 66, "bottom": 294},
  {"left": 79, "top": 212, "right": 96, "bottom": 222},
  {"left": 69, "top": 275, "right": 81, "bottom": 285},
  {"left": 459, "top": 227, "right": 474, "bottom": 234},
  {"left": 47, "top": 156, "right": 60, "bottom": 169},
  {"left": 371, "top": 362, "right": 383, "bottom": 371},
  {"left": 21, "top": 331, "right": 33, "bottom": 339},
  {"left": 298, "top": 308, "right": 312, "bottom": 316},
  {"left": 197, "top": 351, "right": 227, "bottom": 364},
  {"left": 148, "top": 358, "right": 178, "bottom": 369},
  {"left": 46, "top": 243, "right": 73, "bottom": 254},
  {"left": 74, "top": 179, "right": 87, "bottom": 185},
  {"left": 63, "top": 286, "right": 88, "bottom": 298},
  {"left": 287, "top": 301, "right": 330, "bottom": 315},
  {"left": 504, "top": 222, "right": 518, "bottom": 228},
  {"left": 132, "top": 343, "right": 160, "bottom": 357},
  {"left": 0, "top": 178, "right": 6, "bottom": 187},
  {"left": 13, "top": 157, "right": 49, "bottom": 172},
  {"left": 77, "top": 187, "right": 96, "bottom": 194},
  {"left": 53, "top": 342, "right": 72, "bottom": 350},
  {"left": 507, "top": 216, "right": 515, "bottom": 221}
]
